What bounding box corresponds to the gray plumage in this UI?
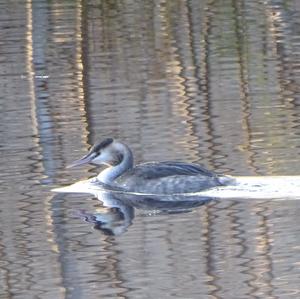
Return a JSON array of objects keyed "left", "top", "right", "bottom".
[{"left": 114, "top": 161, "right": 224, "bottom": 194}]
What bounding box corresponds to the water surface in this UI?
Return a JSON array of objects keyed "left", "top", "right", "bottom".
[{"left": 1, "top": 0, "right": 300, "bottom": 298}]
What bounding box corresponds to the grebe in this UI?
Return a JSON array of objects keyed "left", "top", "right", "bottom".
[{"left": 67, "top": 138, "right": 233, "bottom": 194}]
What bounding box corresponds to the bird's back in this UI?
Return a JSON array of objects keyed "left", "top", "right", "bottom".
[{"left": 115, "top": 161, "right": 231, "bottom": 194}]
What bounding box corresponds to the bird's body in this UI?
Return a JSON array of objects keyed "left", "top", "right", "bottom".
[
  {"left": 68, "top": 138, "right": 234, "bottom": 194},
  {"left": 113, "top": 161, "right": 225, "bottom": 194}
]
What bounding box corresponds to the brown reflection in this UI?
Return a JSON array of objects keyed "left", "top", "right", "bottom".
[
  {"left": 225, "top": 201, "right": 257, "bottom": 297},
  {"left": 160, "top": 1, "right": 201, "bottom": 161},
  {"left": 1, "top": 0, "right": 298, "bottom": 297},
  {"left": 249, "top": 203, "right": 275, "bottom": 298},
  {"left": 233, "top": 1, "right": 300, "bottom": 175},
  {"left": 201, "top": 203, "right": 221, "bottom": 299},
  {"left": 264, "top": 2, "right": 300, "bottom": 173},
  {"left": 232, "top": 0, "right": 259, "bottom": 175},
  {"left": 25, "top": 0, "right": 114, "bottom": 297},
  {"left": 187, "top": 0, "right": 221, "bottom": 170},
  {"left": 25, "top": 0, "right": 66, "bottom": 297},
  {"left": 75, "top": 0, "right": 90, "bottom": 145}
]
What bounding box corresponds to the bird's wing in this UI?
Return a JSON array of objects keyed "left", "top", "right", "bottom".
[{"left": 126, "top": 161, "right": 218, "bottom": 180}]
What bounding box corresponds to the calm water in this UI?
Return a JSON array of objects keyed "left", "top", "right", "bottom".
[{"left": 1, "top": 0, "right": 300, "bottom": 298}]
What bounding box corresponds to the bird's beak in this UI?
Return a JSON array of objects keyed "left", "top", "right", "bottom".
[{"left": 66, "top": 152, "right": 96, "bottom": 168}]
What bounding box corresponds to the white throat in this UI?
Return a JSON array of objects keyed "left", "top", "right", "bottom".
[{"left": 97, "top": 142, "right": 134, "bottom": 184}]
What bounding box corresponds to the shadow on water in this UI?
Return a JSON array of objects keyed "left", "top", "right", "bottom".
[{"left": 55, "top": 190, "right": 213, "bottom": 236}]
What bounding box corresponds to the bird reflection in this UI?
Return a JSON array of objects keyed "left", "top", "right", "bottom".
[
  {"left": 73, "top": 190, "right": 213, "bottom": 236},
  {"left": 75, "top": 200, "right": 134, "bottom": 236}
]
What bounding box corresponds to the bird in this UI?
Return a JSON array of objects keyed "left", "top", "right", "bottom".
[{"left": 67, "top": 138, "right": 234, "bottom": 194}]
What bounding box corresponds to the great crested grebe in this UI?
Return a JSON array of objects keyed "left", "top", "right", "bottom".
[{"left": 67, "top": 138, "right": 234, "bottom": 194}]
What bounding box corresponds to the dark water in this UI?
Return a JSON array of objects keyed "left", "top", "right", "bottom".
[{"left": 1, "top": 0, "right": 300, "bottom": 298}]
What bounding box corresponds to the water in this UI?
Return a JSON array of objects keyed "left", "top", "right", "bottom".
[{"left": 1, "top": 0, "right": 300, "bottom": 298}]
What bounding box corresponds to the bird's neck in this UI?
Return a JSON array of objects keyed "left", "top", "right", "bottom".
[{"left": 97, "top": 144, "right": 134, "bottom": 184}]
